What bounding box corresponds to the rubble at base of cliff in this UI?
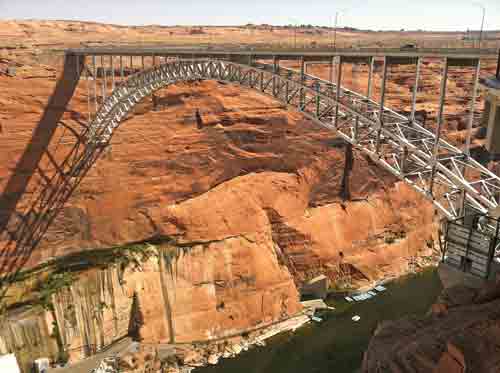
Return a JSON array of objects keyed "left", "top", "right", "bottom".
[{"left": 111, "top": 314, "right": 310, "bottom": 373}]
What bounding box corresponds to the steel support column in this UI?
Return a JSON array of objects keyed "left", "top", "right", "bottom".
[
  {"left": 300, "top": 57, "right": 305, "bottom": 108},
  {"left": 328, "top": 57, "right": 334, "bottom": 83},
  {"left": 429, "top": 58, "right": 449, "bottom": 196},
  {"left": 272, "top": 56, "right": 278, "bottom": 96},
  {"left": 315, "top": 80, "right": 321, "bottom": 116},
  {"left": 92, "top": 55, "right": 98, "bottom": 113},
  {"left": 75, "top": 55, "right": 80, "bottom": 80},
  {"left": 354, "top": 115, "right": 359, "bottom": 142},
  {"left": 459, "top": 59, "right": 481, "bottom": 216},
  {"left": 367, "top": 56, "right": 374, "bottom": 100},
  {"left": 86, "top": 55, "right": 91, "bottom": 124},
  {"left": 375, "top": 57, "right": 388, "bottom": 153},
  {"left": 410, "top": 57, "right": 421, "bottom": 122},
  {"left": 334, "top": 56, "right": 343, "bottom": 127},
  {"left": 120, "top": 55, "right": 124, "bottom": 80},
  {"left": 110, "top": 55, "right": 115, "bottom": 91},
  {"left": 465, "top": 59, "right": 481, "bottom": 156},
  {"left": 101, "top": 56, "right": 106, "bottom": 101}
]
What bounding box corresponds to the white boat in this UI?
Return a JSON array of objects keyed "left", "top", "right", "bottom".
[
  {"left": 375, "top": 285, "right": 386, "bottom": 292},
  {"left": 311, "top": 316, "right": 323, "bottom": 323},
  {"left": 355, "top": 292, "right": 372, "bottom": 301},
  {"left": 352, "top": 315, "right": 361, "bottom": 322},
  {"left": 345, "top": 296, "right": 353, "bottom": 302}
]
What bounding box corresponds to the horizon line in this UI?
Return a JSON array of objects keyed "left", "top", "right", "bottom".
[{"left": 2, "top": 18, "right": 500, "bottom": 33}]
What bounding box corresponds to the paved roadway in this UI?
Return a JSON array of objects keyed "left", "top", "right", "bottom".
[
  {"left": 66, "top": 46, "right": 499, "bottom": 61},
  {"left": 47, "top": 338, "right": 133, "bottom": 373}
]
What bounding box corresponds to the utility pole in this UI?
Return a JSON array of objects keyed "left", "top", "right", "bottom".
[
  {"left": 479, "top": 4, "right": 485, "bottom": 49},
  {"left": 329, "top": 15, "right": 333, "bottom": 48},
  {"left": 473, "top": 3, "right": 486, "bottom": 49}
]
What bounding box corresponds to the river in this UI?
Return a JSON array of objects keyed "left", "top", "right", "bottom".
[{"left": 197, "top": 268, "right": 442, "bottom": 373}]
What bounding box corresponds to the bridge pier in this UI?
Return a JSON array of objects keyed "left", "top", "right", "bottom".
[
  {"left": 334, "top": 56, "right": 342, "bottom": 128},
  {"left": 409, "top": 57, "right": 421, "bottom": 123},
  {"left": 300, "top": 57, "right": 305, "bottom": 108},
  {"left": 92, "top": 55, "right": 98, "bottom": 113},
  {"left": 328, "top": 57, "right": 333, "bottom": 83},
  {"left": 101, "top": 56, "right": 107, "bottom": 101},
  {"left": 429, "top": 58, "right": 449, "bottom": 196},
  {"left": 272, "top": 56, "right": 279, "bottom": 97},
  {"left": 375, "top": 56, "right": 388, "bottom": 154},
  {"left": 465, "top": 59, "right": 481, "bottom": 157},
  {"left": 366, "top": 56, "right": 374, "bottom": 101}
]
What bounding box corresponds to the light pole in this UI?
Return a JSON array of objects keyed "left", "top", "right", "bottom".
[
  {"left": 329, "top": 15, "right": 333, "bottom": 48},
  {"left": 332, "top": 10, "right": 347, "bottom": 49},
  {"left": 333, "top": 11, "right": 339, "bottom": 49},
  {"left": 473, "top": 3, "right": 486, "bottom": 49}
]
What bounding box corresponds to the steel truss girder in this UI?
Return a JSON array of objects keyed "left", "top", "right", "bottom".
[{"left": 85, "top": 57, "right": 500, "bottom": 219}]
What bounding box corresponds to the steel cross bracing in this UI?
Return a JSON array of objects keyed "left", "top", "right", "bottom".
[{"left": 83, "top": 57, "right": 500, "bottom": 220}]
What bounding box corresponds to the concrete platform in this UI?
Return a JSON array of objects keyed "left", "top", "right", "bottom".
[{"left": 438, "top": 262, "right": 485, "bottom": 290}]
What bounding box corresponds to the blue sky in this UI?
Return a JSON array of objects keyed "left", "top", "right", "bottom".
[{"left": 0, "top": 0, "right": 499, "bottom": 31}]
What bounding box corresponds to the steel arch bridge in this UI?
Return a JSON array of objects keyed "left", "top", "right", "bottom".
[
  {"left": 1, "top": 48, "right": 500, "bottom": 282},
  {"left": 84, "top": 57, "right": 500, "bottom": 221}
]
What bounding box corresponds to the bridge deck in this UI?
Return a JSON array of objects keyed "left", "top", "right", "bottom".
[{"left": 66, "top": 47, "right": 500, "bottom": 60}]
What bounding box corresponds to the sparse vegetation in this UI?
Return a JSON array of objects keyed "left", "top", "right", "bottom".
[
  {"left": 0, "top": 240, "right": 166, "bottom": 313},
  {"left": 37, "top": 271, "right": 75, "bottom": 310}
]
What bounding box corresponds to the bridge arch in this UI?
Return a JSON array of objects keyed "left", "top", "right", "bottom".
[
  {"left": 87, "top": 59, "right": 321, "bottom": 144},
  {"left": 82, "top": 57, "right": 500, "bottom": 221}
]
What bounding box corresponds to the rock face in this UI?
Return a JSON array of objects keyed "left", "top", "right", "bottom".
[
  {"left": 362, "top": 283, "right": 500, "bottom": 373},
  {"left": 12, "top": 169, "right": 433, "bottom": 363},
  {"left": 0, "top": 307, "right": 59, "bottom": 373}
]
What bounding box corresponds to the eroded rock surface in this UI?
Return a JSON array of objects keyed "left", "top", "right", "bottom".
[{"left": 362, "top": 282, "right": 500, "bottom": 373}]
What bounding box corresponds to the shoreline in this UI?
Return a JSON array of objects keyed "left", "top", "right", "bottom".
[{"left": 173, "top": 261, "right": 442, "bottom": 372}]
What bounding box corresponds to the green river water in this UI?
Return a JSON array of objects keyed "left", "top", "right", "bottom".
[{"left": 197, "top": 268, "right": 442, "bottom": 373}]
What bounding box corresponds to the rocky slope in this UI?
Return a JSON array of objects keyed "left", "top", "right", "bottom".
[{"left": 362, "top": 278, "right": 500, "bottom": 373}]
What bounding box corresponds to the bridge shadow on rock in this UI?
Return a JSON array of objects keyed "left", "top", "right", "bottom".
[{"left": 0, "top": 55, "right": 104, "bottom": 297}]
